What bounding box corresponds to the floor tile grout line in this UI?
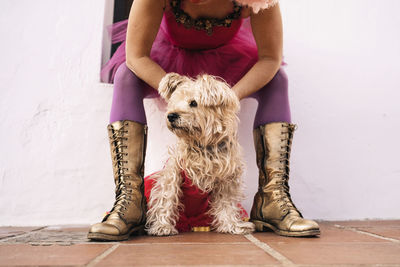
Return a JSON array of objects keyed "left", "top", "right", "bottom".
[
  {"left": 333, "top": 224, "right": 400, "bottom": 243},
  {"left": 85, "top": 243, "right": 120, "bottom": 267},
  {"left": 296, "top": 265, "right": 400, "bottom": 267},
  {"left": 0, "top": 226, "right": 47, "bottom": 243},
  {"left": 245, "top": 234, "right": 296, "bottom": 267},
  {"left": 141, "top": 265, "right": 277, "bottom": 267},
  {"left": 117, "top": 241, "right": 252, "bottom": 245}
]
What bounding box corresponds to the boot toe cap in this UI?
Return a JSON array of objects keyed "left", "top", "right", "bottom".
[
  {"left": 89, "top": 222, "right": 121, "bottom": 236},
  {"left": 290, "top": 219, "right": 320, "bottom": 233}
]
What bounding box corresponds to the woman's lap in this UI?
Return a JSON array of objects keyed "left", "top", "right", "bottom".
[{"left": 110, "top": 63, "right": 291, "bottom": 127}]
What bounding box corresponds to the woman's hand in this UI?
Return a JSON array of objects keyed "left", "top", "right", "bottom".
[{"left": 231, "top": 4, "right": 283, "bottom": 100}]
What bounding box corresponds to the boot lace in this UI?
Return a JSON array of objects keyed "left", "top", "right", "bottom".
[
  {"left": 275, "top": 124, "right": 301, "bottom": 215},
  {"left": 108, "top": 123, "right": 133, "bottom": 218}
]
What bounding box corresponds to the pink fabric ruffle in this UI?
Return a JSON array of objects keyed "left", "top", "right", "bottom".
[
  {"left": 100, "top": 16, "right": 259, "bottom": 87},
  {"left": 100, "top": 20, "right": 129, "bottom": 84}
]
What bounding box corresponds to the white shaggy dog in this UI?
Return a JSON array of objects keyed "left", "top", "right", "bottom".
[{"left": 146, "top": 73, "right": 255, "bottom": 235}]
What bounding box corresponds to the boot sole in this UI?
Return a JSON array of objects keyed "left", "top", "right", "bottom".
[
  {"left": 252, "top": 220, "right": 320, "bottom": 237},
  {"left": 87, "top": 225, "right": 145, "bottom": 241}
]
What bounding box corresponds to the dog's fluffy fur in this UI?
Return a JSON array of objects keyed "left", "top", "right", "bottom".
[{"left": 146, "top": 73, "right": 255, "bottom": 235}]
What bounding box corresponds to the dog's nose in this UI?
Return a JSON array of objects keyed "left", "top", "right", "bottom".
[{"left": 167, "top": 113, "right": 179, "bottom": 122}]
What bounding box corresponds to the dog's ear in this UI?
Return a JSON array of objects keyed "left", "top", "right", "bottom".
[
  {"left": 158, "top": 73, "right": 188, "bottom": 101},
  {"left": 196, "top": 75, "right": 240, "bottom": 112}
]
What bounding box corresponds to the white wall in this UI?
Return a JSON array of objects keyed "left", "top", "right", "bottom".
[{"left": 0, "top": 0, "right": 399, "bottom": 226}]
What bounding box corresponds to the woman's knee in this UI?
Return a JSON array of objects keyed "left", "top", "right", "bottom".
[
  {"left": 114, "top": 63, "right": 145, "bottom": 90},
  {"left": 275, "top": 68, "right": 288, "bottom": 87},
  {"left": 255, "top": 68, "right": 288, "bottom": 99},
  {"left": 266, "top": 69, "right": 288, "bottom": 92}
]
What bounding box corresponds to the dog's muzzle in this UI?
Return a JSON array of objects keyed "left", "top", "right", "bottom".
[{"left": 167, "top": 113, "right": 180, "bottom": 123}]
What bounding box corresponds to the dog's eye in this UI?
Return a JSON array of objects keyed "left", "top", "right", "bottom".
[{"left": 189, "top": 100, "right": 198, "bottom": 108}]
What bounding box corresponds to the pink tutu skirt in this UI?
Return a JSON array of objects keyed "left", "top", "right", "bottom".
[{"left": 100, "top": 16, "right": 259, "bottom": 89}]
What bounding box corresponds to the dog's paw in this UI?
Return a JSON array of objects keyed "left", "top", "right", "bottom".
[
  {"left": 233, "top": 221, "right": 255, "bottom": 234},
  {"left": 147, "top": 224, "right": 179, "bottom": 236},
  {"left": 216, "top": 221, "right": 255, "bottom": 235}
]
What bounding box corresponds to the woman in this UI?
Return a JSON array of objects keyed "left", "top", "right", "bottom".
[{"left": 88, "top": 0, "right": 320, "bottom": 241}]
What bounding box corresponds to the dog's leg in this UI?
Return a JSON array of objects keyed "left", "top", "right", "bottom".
[
  {"left": 146, "top": 160, "right": 183, "bottom": 236},
  {"left": 209, "top": 179, "right": 255, "bottom": 234}
]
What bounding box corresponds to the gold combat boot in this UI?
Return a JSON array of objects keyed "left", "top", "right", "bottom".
[
  {"left": 88, "top": 120, "right": 147, "bottom": 241},
  {"left": 250, "top": 122, "right": 320, "bottom": 237}
]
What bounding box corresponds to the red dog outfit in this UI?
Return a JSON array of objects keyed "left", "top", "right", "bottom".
[{"left": 144, "top": 170, "right": 248, "bottom": 232}]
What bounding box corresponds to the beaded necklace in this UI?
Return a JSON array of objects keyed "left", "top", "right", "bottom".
[{"left": 170, "top": 0, "right": 242, "bottom": 36}]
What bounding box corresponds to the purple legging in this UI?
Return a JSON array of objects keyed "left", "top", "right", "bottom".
[{"left": 109, "top": 63, "right": 291, "bottom": 128}]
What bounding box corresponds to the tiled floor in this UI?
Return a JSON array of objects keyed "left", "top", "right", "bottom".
[{"left": 0, "top": 221, "right": 399, "bottom": 266}]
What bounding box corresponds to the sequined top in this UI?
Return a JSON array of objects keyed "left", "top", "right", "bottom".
[{"left": 170, "top": 0, "right": 243, "bottom": 35}]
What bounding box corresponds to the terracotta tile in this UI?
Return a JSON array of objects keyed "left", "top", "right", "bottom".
[
  {"left": 0, "top": 227, "right": 42, "bottom": 239},
  {"left": 0, "top": 244, "right": 111, "bottom": 266},
  {"left": 357, "top": 227, "right": 400, "bottom": 240},
  {"left": 97, "top": 243, "right": 278, "bottom": 266},
  {"left": 254, "top": 222, "right": 387, "bottom": 243},
  {"left": 332, "top": 220, "right": 400, "bottom": 241},
  {"left": 44, "top": 225, "right": 90, "bottom": 232},
  {"left": 267, "top": 242, "right": 400, "bottom": 265},
  {"left": 123, "top": 232, "right": 251, "bottom": 244},
  {"left": 332, "top": 220, "right": 400, "bottom": 228}
]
